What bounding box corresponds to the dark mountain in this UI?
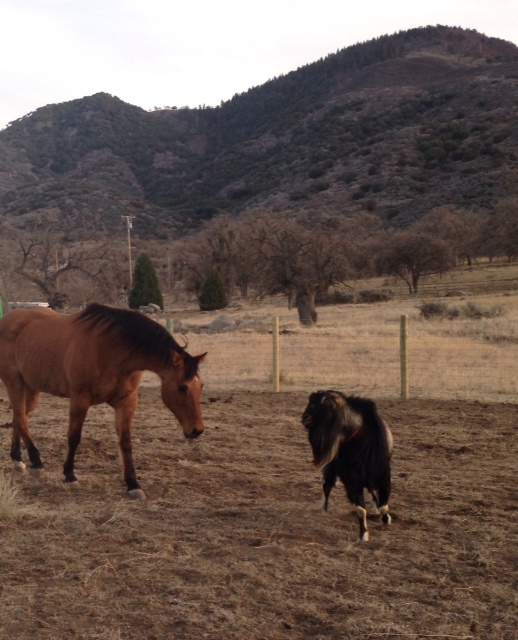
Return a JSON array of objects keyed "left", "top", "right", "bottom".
[{"left": 1, "top": 25, "right": 518, "bottom": 238}]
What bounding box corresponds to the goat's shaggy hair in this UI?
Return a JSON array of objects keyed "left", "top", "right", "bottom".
[{"left": 302, "top": 390, "right": 393, "bottom": 542}]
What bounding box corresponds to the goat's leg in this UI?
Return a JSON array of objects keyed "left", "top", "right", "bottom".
[
  {"left": 377, "top": 472, "right": 392, "bottom": 526},
  {"left": 322, "top": 465, "right": 337, "bottom": 512},
  {"left": 355, "top": 498, "right": 369, "bottom": 542},
  {"left": 345, "top": 483, "right": 369, "bottom": 542},
  {"left": 368, "top": 489, "right": 380, "bottom": 515}
]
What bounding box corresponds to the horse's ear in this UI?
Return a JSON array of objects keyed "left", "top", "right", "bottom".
[
  {"left": 194, "top": 352, "right": 207, "bottom": 364},
  {"left": 172, "top": 351, "right": 185, "bottom": 368}
]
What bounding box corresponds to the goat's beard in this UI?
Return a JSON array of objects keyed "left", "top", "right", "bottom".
[{"left": 308, "top": 423, "right": 344, "bottom": 470}]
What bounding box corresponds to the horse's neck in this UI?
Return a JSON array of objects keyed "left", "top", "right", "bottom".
[{"left": 119, "top": 352, "right": 165, "bottom": 378}]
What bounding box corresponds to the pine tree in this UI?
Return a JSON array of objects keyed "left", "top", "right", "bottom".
[
  {"left": 129, "top": 253, "right": 164, "bottom": 309},
  {"left": 198, "top": 268, "right": 228, "bottom": 311}
]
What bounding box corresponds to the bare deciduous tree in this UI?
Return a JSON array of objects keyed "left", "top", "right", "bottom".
[
  {"left": 12, "top": 225, "right": 119, "bottom": 308},
  {"left": 175, "top": 214, "right": 259, "bottom": 300},
  {"left": 413, "top": 205, "right": 487, "bottom": 266},
  {"left": 376, "top": 230, "right": 454, "bottom": 295},
  {"left": 244, "top": 211, "right": 354, "bottom": 325},
  {"left": 478, "top": 199, "right": 518, "bottom": 262}
]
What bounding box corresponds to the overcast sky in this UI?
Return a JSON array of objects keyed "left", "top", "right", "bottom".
[{"left": 1, "top": 0, "right": 517, "bottom": 130}]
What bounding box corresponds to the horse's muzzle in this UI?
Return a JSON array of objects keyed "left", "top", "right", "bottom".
[{"left": 185, "top": 427, "right": 204, "bottom": 439}]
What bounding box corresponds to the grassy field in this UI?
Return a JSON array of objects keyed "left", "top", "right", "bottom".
[{"left": 345, "top": 259, "right": 518, "bottom": 299}]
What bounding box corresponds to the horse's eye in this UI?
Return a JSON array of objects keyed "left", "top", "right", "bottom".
[{"left": 178, "top": 385, "right": 188, "bottom": 394}]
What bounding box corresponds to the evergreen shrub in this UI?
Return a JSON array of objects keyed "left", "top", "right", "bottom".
[{"left": 199, "top": 268, "right": 228, "bottom": 311}]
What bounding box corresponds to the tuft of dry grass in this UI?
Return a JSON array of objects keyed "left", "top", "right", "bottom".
[{"left": 0, "top": 473, "right": 23, "bottom": 519}]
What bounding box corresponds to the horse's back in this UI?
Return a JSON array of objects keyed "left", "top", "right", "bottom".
[
  {"left": 0, "top": 308, "right": 79, "bottom": 397},
  {"left": 0, "top": 306, "right": 73, "bottom": 348},
  {"left": 0, "top": 307, "right": 60, "bottom": 358}
]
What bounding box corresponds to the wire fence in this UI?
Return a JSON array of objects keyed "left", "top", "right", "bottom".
[
  {"left": 158, "top": 298, "right": 518, "bottom": 404},
  {"left": 2, "top": 293, "right": 515, "bottom": 403}
]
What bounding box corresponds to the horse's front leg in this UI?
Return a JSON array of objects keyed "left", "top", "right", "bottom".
[
  {"left": 113, "top": 392, "right": 144, "bottom": 500},
  {"left": 63, "top": 396, "right": 90, "bottom": 485}
]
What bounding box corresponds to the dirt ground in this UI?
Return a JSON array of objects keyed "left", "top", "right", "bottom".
[{"left": 0, "top": 386, "right": 516, "bottom": 640}]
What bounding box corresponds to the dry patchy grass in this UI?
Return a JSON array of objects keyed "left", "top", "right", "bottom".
[
  {"left": 169, "top": 292, "right": 518, "bottom": 403},
  {"left": 0, "top": 389, "right": 516, "bottom": 640}
]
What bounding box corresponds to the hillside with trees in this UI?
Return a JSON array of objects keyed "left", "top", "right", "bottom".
[{"left": 0, "top": 25, "right": 517, "bottom": 239}]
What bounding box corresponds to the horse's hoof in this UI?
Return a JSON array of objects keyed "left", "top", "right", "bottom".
[
  {"left": 13, "top": 461, "right": 27, "bottom": 474},
  {"left": 29, "top": 467, "right": 45, "bottom": 479},
  {"left": 128, "top": 488, "right": 146, "bottom": 500},
  {"left": 65, "top": 480, "right": 81, "bottom": 491}
]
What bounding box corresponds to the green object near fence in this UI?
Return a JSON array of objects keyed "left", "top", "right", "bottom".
[{"left": 0, "top": 296, "right": 3, "bottom": 319}]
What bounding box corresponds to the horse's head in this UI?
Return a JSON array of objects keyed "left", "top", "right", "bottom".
[
  {"left": 161, "top": 350, "right": 207, "bottom": 438},
  {"left": 302, "top": 390, "right": 351, "bottom": 468}
]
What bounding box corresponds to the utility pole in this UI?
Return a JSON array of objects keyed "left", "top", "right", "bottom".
[
  {"left": 122, "top": 215, "right": 136, "bottom": 289},
  {"left": 55, "top": 247, "right": 60, "bottom": 289}
]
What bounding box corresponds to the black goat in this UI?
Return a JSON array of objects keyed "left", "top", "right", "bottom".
[{"left": 302, "top": 390, "right": 393, "bottom": 542}]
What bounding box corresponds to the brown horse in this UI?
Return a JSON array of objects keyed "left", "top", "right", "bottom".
[{"left": 0, "top": 303, "right": 206, "bottom": 498}]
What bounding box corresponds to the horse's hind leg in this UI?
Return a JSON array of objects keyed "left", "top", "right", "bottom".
[{"left": 7, "top": 383, "right": 43, "bottom": 473}]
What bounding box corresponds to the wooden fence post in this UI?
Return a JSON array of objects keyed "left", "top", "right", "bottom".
[
  {"left": 400, "top": 314, "right": 409, "bottom": 400},
  {"left": 272, "top": 316, "right": 280, "bottom": 392}
]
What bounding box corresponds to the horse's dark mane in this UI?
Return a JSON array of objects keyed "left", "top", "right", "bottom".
[{"left": 76, "top": 303, "right": 199, "bottom": 378}]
